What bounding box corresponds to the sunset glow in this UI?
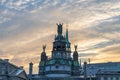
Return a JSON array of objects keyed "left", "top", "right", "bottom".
[{"left": 0, "top": 0, "right": 120, "bottom": 73}]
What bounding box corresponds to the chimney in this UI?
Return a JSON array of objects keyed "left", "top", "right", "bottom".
[
  {"left": 29, "top": 62, "right": 33, "bottom": 78},
  {"left": 84, "top": 61, "right": 87, "bottom": 80}
]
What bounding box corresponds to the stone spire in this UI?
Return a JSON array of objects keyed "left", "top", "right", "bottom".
[
  {"left": 65, "top": 24, "right": 71, "bottom": 59},
  {"left": 66, "top": 27, "right": 70, "bottom": 47},
  {"left": 66, "top": 27, "right": 69, "bottom": 42}
]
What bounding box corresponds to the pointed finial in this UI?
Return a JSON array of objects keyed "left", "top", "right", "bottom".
[
  {"left": 57, "top": 23, "right": 63, "bottom": 35},
  {"left": 66, "top": 23, "right": 68, "bottom": 30},
  {"left": 56, "top": 23, "right": 63, "bottom": 26},
  {"left": 43, "top": 44, "right": 46, "bottom": 52},
  {"left": 66, "top": 23, "right": 69, "bottom": 42},
  {"left": 74, "top": 45, "right": 77, "bottom": 51}
]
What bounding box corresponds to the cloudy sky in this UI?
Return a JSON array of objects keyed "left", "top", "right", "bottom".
[{"left": 0, "top": 0, "right": 120, "bottom": 73}]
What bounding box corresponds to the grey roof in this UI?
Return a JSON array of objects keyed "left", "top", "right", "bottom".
[
  {"left": 10, "top": 69, "right": 24, "bottom": 76},
  {"left": 0, "top": 59, "right": 28, "bottom": 79}
]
